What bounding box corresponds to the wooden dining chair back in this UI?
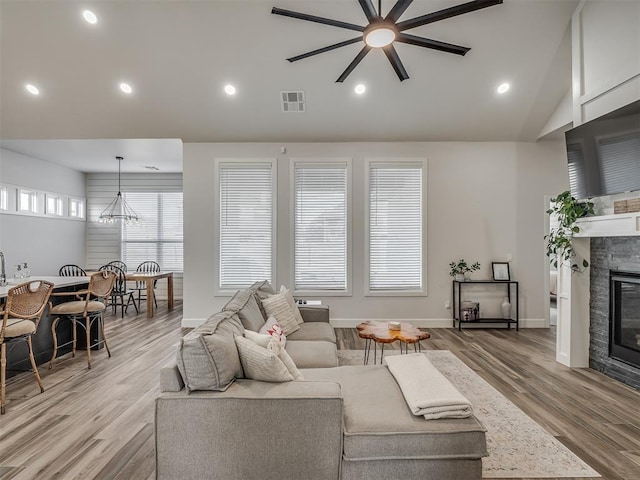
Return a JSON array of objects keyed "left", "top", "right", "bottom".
[
  {"left": 1, "top": 280, "right": 55, "bottom": 414},
  {"left": 59, "top": 264, "right": 87, "bottom": 277},
  {"left": 133, "top": 261, "right": 161, "bottom": 309},
  {"left": 98, "top": 264, "right": 138, "bottom": 318},
  {"left": 107, "top": 260, "right": 127, "bottom": 272},
  {"left": 49, "top": 271, "right": 116, "bottom": 370}
]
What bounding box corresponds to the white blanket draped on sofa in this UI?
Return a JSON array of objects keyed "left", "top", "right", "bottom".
[{"left": 385, "top": 353, "right": 472, "bottom": 420}]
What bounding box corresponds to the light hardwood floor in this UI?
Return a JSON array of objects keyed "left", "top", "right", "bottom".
[{"left": 0, "top": 305, "right": 638, "bottom": 479}]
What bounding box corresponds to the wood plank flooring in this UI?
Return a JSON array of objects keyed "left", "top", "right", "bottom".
[{"left": 0, "top": 305, "right": 638, "bottom": 479}]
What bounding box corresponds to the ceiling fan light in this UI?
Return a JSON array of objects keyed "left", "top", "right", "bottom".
[{"left": 365, "top": 26, "right": 396, "bottom": 48}]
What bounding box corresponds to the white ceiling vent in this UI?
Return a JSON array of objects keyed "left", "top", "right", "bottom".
[{"left": 281, "top": 91, "right": 305, "bottom": 112}]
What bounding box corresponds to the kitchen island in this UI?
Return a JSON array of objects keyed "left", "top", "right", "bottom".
[{"left": 1, "top": 276, "right": 91, "bottom": 375}]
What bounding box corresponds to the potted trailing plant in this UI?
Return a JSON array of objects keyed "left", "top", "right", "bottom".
[
  {"left": 545, "top": 190, "right": 594, "bottom": 272},
  {"left": 449, "top": 259, "right": 481, "bottom": 282}
]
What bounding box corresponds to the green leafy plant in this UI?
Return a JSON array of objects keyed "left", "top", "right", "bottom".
[
  {"left": 449, "top": 259, "right": 481, "bottom": 277},
  {"left": 545, "top": 190, "right": 594, "bottom": 272}
]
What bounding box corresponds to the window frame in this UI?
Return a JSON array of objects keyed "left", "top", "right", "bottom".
[
  {"left": 364, "top": 159, "right": 428, "bottom": 297},
  {"left": 121, "top": 191, "right": 184, "bottom": 273},
  {"left": 289, "top": 158, "right": 352, "bottom": 297},
  {"left": 0, "top": 186, "right": 7, "bottom": 211},
  {"left": 46, "top": 194, "right": 64, "bottom": 216},
  {"left": 69, "top": 197, "right": 85, "bottom": 219},
  {"left": 214, "top": 158, "right": 277, "bottom": 295}
]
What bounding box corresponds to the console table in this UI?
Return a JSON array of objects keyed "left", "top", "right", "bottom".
[{"left": 452, "top": 280, "right": 519, "bottom": 331}]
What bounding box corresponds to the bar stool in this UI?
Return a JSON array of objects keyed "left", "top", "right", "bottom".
[
  {"left": 0, "top": 280, "right": 55, "bottom": 414},
  {"left": 49, "top": 271, "right": 116, "bottom": 370}
]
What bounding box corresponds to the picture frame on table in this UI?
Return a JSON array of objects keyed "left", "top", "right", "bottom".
[{"left": 491, "top": 262, "right": 510, "bottom": 281}]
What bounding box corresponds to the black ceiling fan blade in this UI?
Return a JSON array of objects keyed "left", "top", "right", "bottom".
[
  {"left": 287, "top": 37, "right": 363, "bottom": 62},
  {"left": 385, "top": 0, "right": 414, "bottom": 23},
  {"left": 358, "top": 0, "right": 378, "bottom": 22},
  {"left": 272, "top": 7, "right": 364, "bottom": 32},
  {"left": 336, "top": 45, "right": 372, "bottom": 83},
  {"left": 397, "top": 32, "right": 470, "bottom": 56},
  {"left": 397, "top": 0, "right": 502, "bottom": 31},
  {"left": 383, "top": 44, "right": 409, "bottom": 81}
]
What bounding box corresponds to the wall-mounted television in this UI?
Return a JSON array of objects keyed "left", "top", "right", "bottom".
[{"left": 564, "top": 100, "right": 640, "bottom": 199}]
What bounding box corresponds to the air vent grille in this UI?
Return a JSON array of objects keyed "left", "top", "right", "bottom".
[{"left": 281, "top": 91, "right": 305, "bottom": 112}]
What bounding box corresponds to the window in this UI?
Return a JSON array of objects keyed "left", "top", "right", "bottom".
[
  {"left": 19, "top": 189, "right": 37, "bottom": 213},
  {"left": 367, "top": 161, "right": 425, "bottom": 294},
  {"left": 69, "top": 198, "right": 85, "bottom": 219},
  {"left": 293, "top": 161, "right": 350, "bottom": 293},
  {"left": 566, "top": 142, "right": 587, "bottom": 200},
  {"left": 46, "top": 194, "right": 63, "bottom": 216},
  {"left": 217, "top": 161, "right": 275, "bottom": 290},
  {"left": 122, "top": 192, "right": 183, "bottom": 271},
  {"left": 0, "top": 186, "right": 7, "bottom": 211}
]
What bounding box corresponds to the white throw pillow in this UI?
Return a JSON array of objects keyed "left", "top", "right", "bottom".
[
  {"left": 261, "top": 293, "right": 300, "bottom": 336},
  {"left": 259, "top": 315, "right": 287, "bottom": 347},
  {"left": 280, "top": 285, "right": 305, "bottom": 325},
  {"left": 235, "top": 335, "right": 293, "bottom": 382}
]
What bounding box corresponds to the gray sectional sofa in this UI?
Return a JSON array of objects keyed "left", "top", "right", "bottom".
[{"left": 156, "top": 283, "right": 487, "bottom": 479}]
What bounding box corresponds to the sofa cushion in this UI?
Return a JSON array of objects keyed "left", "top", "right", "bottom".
[
  {"left": 235, "top": 335, "right": 294, "bottom": 382},
  {"left": 285, "top": 341, "right": 338, "bottom": 368},
  {"left": 301, "top": 365, "right": 487, "bottom": 460},
  {"left": 176, "top": 311, "right": 244, "bottom": 392},
  {"left": 223, "top": 289, "right": 265, "bottom": 332},
  {"left": 286, "top": 322, "right": 336, "bottom": 343},
  {"left": 261, "top": 292, "right": 300, "bottom": 335},
  {"left": 242, "top": 330, "right": 303, "bottom": 380},
  {"left": 249, "top": 280, "right": 276, "bottom": 319}
]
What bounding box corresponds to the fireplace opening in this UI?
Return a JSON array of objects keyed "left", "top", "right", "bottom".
[{"left": 610, "top": 271, "right": 640, "bottom": 368}]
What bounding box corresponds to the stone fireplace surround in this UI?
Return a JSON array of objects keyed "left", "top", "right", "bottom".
[{"left": 589, "top": 237, "right": 640, "bottom": 389}]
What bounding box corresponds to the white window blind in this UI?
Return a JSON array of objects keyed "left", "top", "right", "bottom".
[
  {"left": 368, "top": 163, "right": 423, "bottom": 292},
  {"left": 219, "top": 163, "right": 274, "bottom": 289},
  {"left": 599, "top": 132, "right": 640, "bottom": 194},
  {"left": 294, "top": 163, "right": 348, "bottom": 291},
  {"left": 122, "top": 192, "right": 183, "bottom": 271}
]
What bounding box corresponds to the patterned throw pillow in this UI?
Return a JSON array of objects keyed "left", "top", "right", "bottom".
[
  {"left": 261, "top": 293, "right": 300, "bottom": 336},
  {"left": 235, "top": 335, "right": 293, "bottom": 382},
  {"left": 280, "top": 285, "right": 305, "bottom": 325},
  {"left": 259, "top": 315, "right": 286, "bottom": 347}
]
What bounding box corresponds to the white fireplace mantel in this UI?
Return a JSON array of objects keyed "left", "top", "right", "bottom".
[
  {"left": 574, "top": 212, "right": 640, "bottom": 237},
  {"left": 556, "top": 213, "right": 640, "bottom": 368}
]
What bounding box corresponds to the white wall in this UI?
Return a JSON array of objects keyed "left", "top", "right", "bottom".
[
  {"left": 0, "top": 148, "right": 86, "bottom": 276},
  {"left": 183, "top": 141, "right": 568, "bottom": 328}
]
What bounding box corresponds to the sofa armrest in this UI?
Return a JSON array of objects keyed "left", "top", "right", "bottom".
[
  {"left": 299, "top": 304, "right": 330, "bottom": 323},
  {"left": 156, "top": 380, "right": 343, "bottom": 480},
  {"left": 159, "top": 360, "right": 184, "bottom": 392}
]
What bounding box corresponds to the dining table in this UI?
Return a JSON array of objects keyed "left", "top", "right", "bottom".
[{"left": 125, "top": 271, "right": 174, "bottom": 318}]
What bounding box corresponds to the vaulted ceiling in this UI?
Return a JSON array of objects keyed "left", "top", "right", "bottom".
[{"left": 0, "top": 0, "right": 577, "bottom": 170}]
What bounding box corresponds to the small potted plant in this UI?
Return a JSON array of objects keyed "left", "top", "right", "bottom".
[{"left": 449, "top": 259, "right": 481, "bottom": 282}]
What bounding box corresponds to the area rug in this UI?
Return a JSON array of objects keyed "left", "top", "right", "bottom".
[{"left": 338, "top": 350, "right": 600, "bottom": 478}]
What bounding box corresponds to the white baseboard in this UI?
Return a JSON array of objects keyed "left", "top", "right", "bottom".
[
  {"left": 182, "top": 318, "right": 206, "bottom": 328},
  {"left": 330, "top": 318, "right": 549, "bottom": 329},
  {"left": 184, "top": 317, "right": 549, "bottom": 329}
]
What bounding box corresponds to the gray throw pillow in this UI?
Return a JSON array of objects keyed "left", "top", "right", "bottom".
[{"left": 223, "top": 289, "right": 266, "bottom": 331}]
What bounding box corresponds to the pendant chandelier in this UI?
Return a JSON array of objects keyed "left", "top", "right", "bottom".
[{"left": 98, "top": 156, "right": 139, "bottom": 224}]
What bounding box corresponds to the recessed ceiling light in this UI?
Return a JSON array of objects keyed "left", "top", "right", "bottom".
[
  {"left": 83, "top": 10, "right": 98, "bottom": 24},
  {"left": 119, "top": 82, "right": 133, "bottom": 94},
  {"left": 224, "top": 84, "right": 236, "bottom": 96},
  {"left": 354, "top": 84, "right": 366, "bottom": 95},
  {"left": 497, "top": 82, "right": 510, "bottom": 94},
  {"left": 25, "top": 84, "right": 40, "bottom": 95}
]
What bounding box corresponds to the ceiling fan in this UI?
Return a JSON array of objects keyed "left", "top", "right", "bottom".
[{"left": 272, "top": 0, "right": 503, "bottom": 82}]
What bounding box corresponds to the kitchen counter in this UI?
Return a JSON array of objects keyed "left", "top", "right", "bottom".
[{"left": 0, "top": 275, "right": 90, "bottom": 298}]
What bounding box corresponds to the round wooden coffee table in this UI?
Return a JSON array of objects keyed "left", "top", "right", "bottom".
[{"left": 356, "top": 320, "right": 430, "bottom": 365}]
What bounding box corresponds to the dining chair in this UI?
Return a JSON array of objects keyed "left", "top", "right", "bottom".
[
  {"left": 49, "top": 271, "right": 116, "bottom": 370},
  {"left": 99, "top": 264, "right": 138, "bottom": 318},
  {"left": 59, "top": 264, "right": 87, "bottom": 277},
  {"left": 132, "top": 261, "right": 161, "bottom": 309},
  {"left": 107, "top": 260, "right": 127, "bottom": 272},
  {"left": 1, "top": 280, "right": 55, "bottom": 414}
]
